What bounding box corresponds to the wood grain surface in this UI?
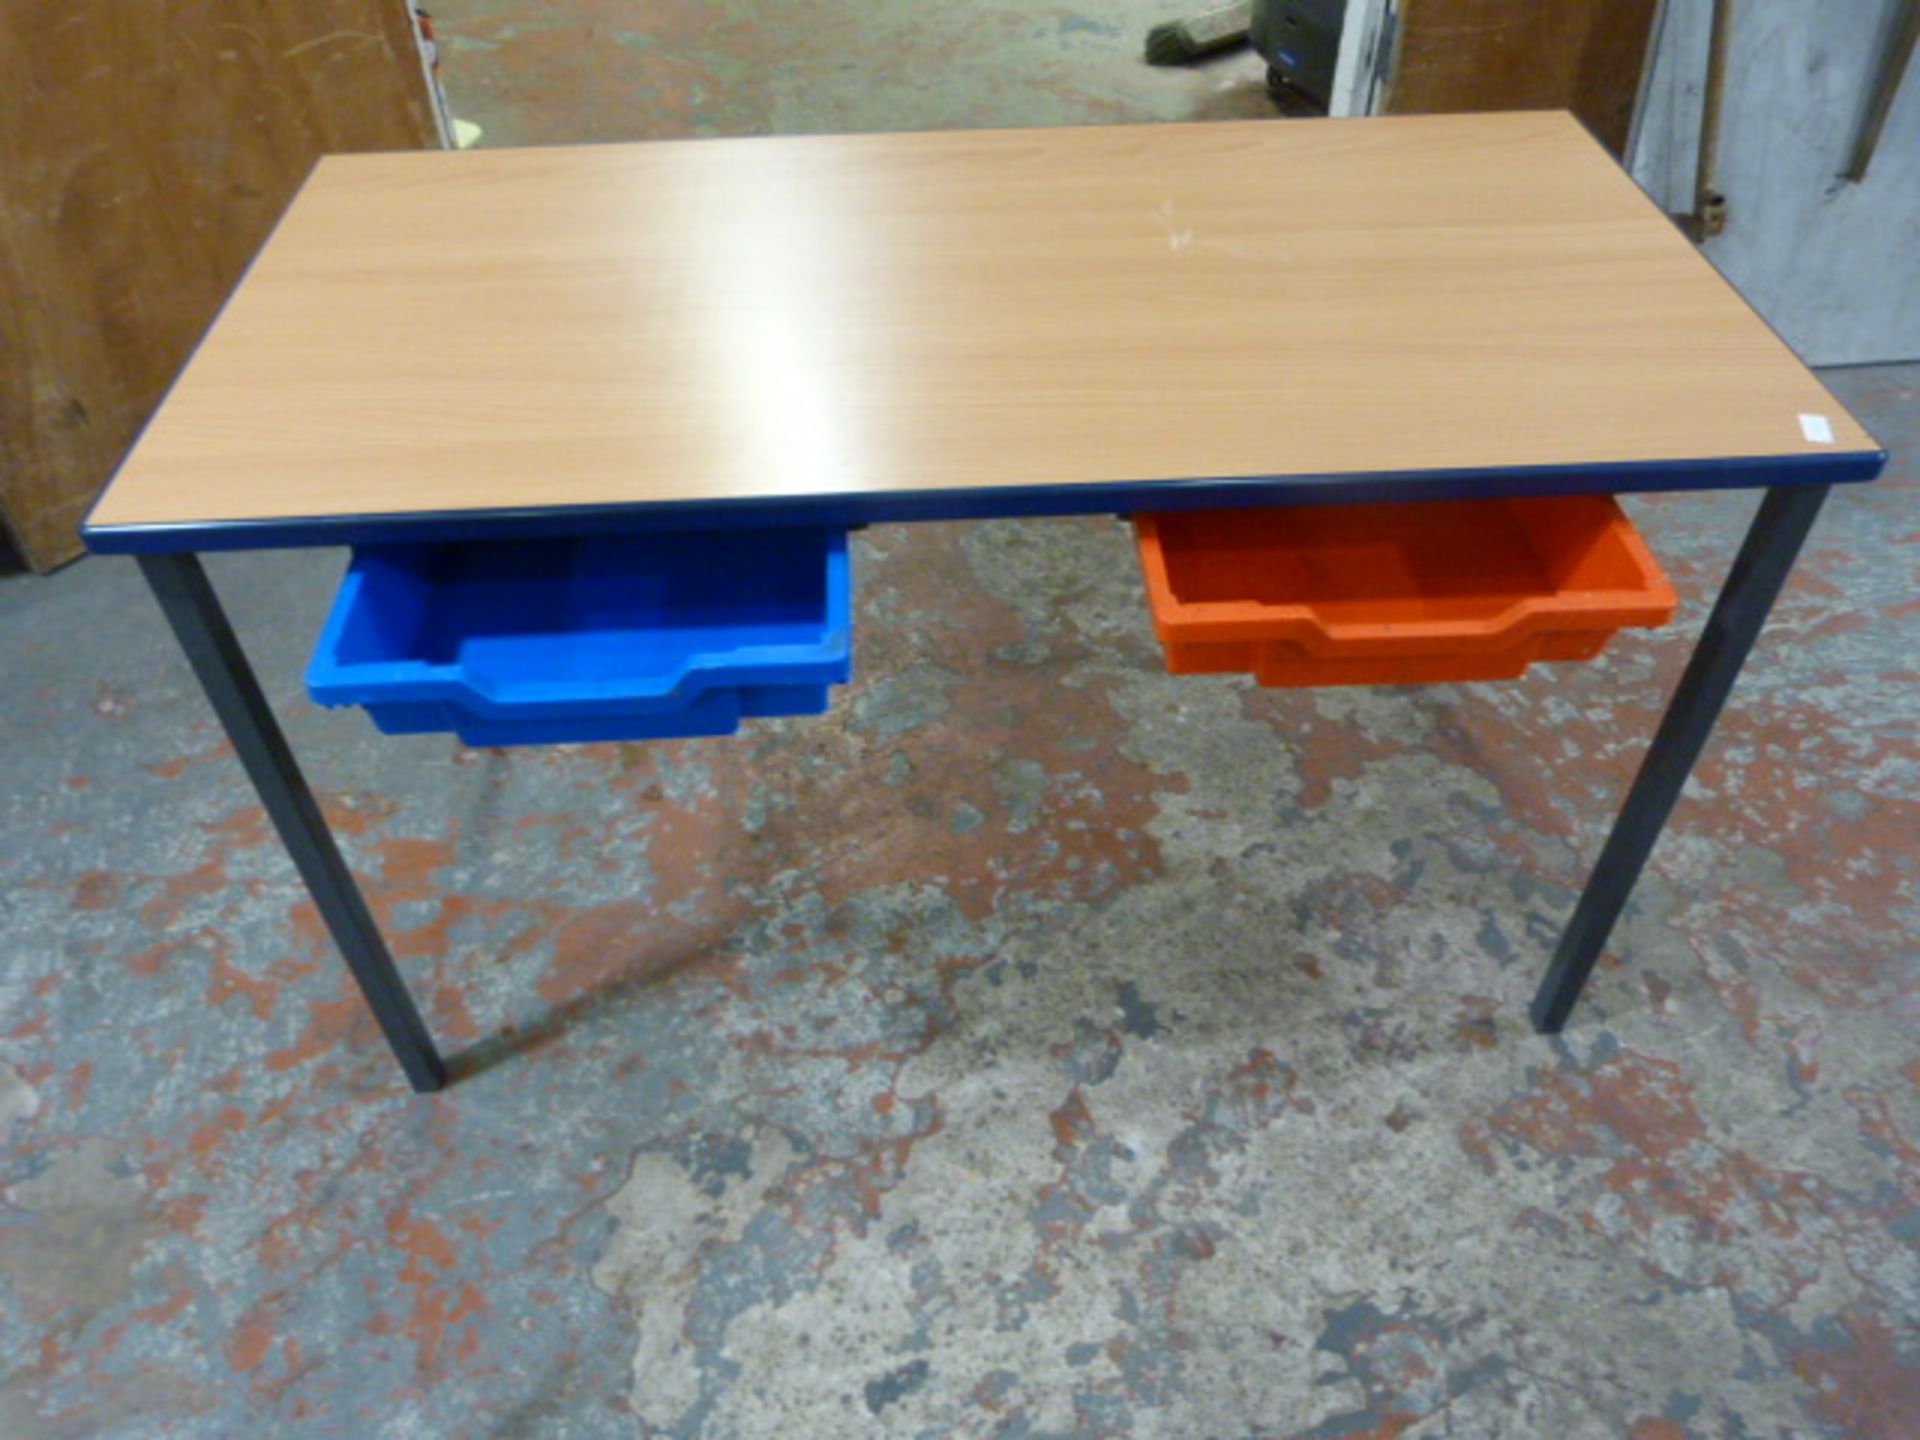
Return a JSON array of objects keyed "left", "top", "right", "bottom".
[
  {"left": 85, "top": 112, "right": 1878, "bottom": 542},
  {"left": 1385, "top": 0, "right": 1660, "bottom": 156},
  {"left": 0, "top": 1, "right": 437, "bottom": 569}
]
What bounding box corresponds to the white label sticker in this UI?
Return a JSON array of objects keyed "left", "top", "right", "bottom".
[{"left": 1799, "top": 413, "right": 1835, "bottom": 444}]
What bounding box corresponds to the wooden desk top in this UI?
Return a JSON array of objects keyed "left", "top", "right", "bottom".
[{"left": 84, "top": 113, "right": 1881, "bottom": 553}]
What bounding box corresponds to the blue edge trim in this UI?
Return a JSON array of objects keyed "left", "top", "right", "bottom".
[{"left": 80, "top": 450, "right": 1887, "bottom": 555}]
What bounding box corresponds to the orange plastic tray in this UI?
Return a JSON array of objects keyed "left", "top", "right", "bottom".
[{"left": 1133, "top": 495, "right": 1677, "bottom": 687}]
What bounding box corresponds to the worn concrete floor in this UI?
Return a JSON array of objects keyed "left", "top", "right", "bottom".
[
  {"left": 5, "top": 4, "right": 1920, "bottom": 1437},
  {"left": 430, "top": 0, "right": 1280, "bottom": 145}
]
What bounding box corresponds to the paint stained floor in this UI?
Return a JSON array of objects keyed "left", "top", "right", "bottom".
[{"left": 4, "top": 4, "right": 1919, "bottom": 1437}]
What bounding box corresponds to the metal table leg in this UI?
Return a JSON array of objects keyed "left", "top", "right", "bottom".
[
  {"left": 1531, "top": 484, "right": 1832, "bottom": 1032},
  {"left": 139, "top": 553, "right": 447, "bottom": 1092}
]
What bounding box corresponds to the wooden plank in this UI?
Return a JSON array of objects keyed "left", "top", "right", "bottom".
[
  {"left": 1845, "top": 0, "right": 1920, "bottom": 181},
  {"left": 0, "top": 2, "right": 438, "bottom": 571},
  {"left": 1386, "top": 0, "right": 1661, "bottom": 156},
  {"left": 84, "top": 113, "right": 1877, "bottom": 541}
]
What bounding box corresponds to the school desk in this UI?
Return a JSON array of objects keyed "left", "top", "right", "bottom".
[{"left": 82, "top": 114, "right": 1885, "bottom": 1092}]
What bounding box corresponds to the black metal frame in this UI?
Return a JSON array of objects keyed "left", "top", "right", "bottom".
[
  {"left": 139, "top": 553, "right": 447, "bottom": 1092},
  {"left": 84, "top": 451, "right": 1881, "bottom": 557},
  {"left": 137, "top": 485, "right": 1829, "bottom": 1088},
  {"left": 1531, "top": 484, "right": 1831, "bottom": 1030}
]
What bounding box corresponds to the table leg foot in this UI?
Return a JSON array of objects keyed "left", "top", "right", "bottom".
[
  {"left": 139, "top": 553, "right": 447, "bottom": 1092},
  {"left": 1530, "top": 484, "right": 1832, "bottom": 1033}
]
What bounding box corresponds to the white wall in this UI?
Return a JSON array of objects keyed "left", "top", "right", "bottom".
[{"left": 1632, "top": 0, "right": 1920, "bottom": 365}]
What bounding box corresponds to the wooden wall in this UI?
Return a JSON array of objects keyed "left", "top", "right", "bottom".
[
  {"left": 1385, "top": 0, "right": 1662, "bottom": 156},
  {"left": 0, "top": 3, "right": 440, "bottom": 571}
]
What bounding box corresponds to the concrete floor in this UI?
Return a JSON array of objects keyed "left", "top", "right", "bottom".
[
  {"left": 4, "top": 4, "right": 1919, "bottom": 1437},
  {"left": 431, "top": 0, "right": 1281, "bottom": 145}
]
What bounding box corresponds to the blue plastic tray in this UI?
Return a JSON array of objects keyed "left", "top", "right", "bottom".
[{"left": 307, "top": 529, "right": 851, "bottom": 746}]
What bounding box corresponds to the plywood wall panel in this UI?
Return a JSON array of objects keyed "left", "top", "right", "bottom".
[
  {"left": 0, "top": 2, "right": 438, "bottom": 570},
  {"left": 1386, "top": 0, "right": 1660, "bottom": 156}
]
